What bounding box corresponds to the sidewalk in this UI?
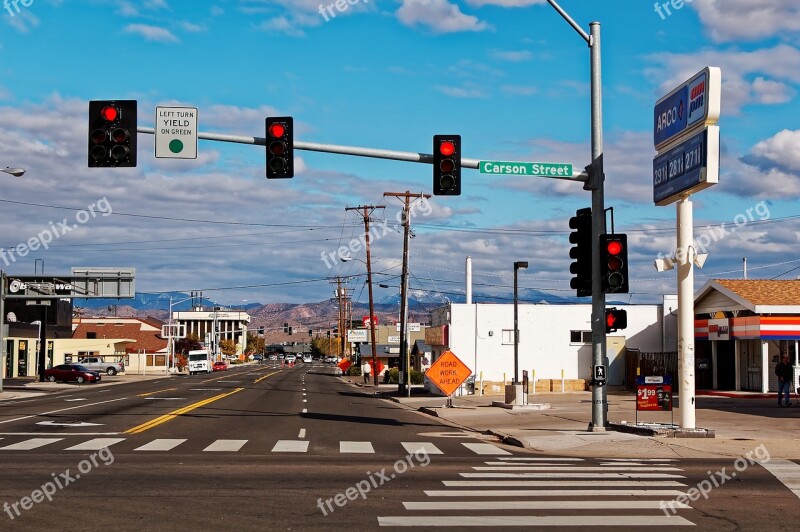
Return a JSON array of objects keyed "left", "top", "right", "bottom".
[
  {"left": 0, "top": 372, "right": 178, "bottom": 401},
  {"left": 341, "top": 375, "right": 800, "bottom": 459}
]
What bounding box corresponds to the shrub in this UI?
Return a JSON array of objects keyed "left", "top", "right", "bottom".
[
  {"left": 410, "top": 370, "right": 424, "bottom": 385},
  {"left": 383, "top": 368, "right": 424, "bottom": 385},
  {"left": 347, "top": 365, "right": 362, "bottom": 376}
]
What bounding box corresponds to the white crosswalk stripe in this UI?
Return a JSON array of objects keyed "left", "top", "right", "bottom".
[
  {"left": 204, "top": 439, "right": 248, "bottom": 452},
  {"left": 461, "top": 443, "right": 511, "bottom": 456},
  {"left": 134, "top": 439, "right": 187, "bottom": 451},
  {"left": 0, "top": 438, "right": 64, "bottom": 450},
  {"left": 63, "top": 438, "right": 126, "bottom": 451},
  {"left": 340, "top": 441, "right": 375, "bottom": 453},
  {"left": 271, "top": 439, "right": 310, "bottom": 453},
  {"left": 379, "top": 457, "right": 696, "bottom": 527},
  {"left": 401, "top": 442, "right": 443, "bottom": 455}
]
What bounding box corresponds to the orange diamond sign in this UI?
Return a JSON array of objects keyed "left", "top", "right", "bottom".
[{"left": 425, "top": 350, "right": 471, "bottom": 397}]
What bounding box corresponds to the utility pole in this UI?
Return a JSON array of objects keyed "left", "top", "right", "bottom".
[
  {"left": 335, "top": 277, "right": 344, "bottom": 359},
  {"left": 345, "top": 205, "right": 385, "bottom": 386},
  {"left": 384, "top": 191, "right": 431, "bottom": 396}
]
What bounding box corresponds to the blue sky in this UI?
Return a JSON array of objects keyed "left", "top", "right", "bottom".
[{"left": 1, "top": 0, "right": 800, "bottom": 307}]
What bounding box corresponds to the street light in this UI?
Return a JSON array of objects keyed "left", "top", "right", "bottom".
[
  {"left": 1, "top": 167, "right": 25, "bottom": 177},
  {"left": 342, "top": 256, "right": 378, "bottom": 386},
  {"left": 513, "top": 261, "right": 528, "bottom": 385}
]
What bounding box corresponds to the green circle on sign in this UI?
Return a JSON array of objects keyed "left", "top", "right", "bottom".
[{"left": 169, "top": 139, "right": 184, "bottom": 153}]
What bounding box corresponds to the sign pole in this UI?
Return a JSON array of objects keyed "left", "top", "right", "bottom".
[
  {"left": 677, "top": 196, "right": 696, "bottom": 429},
  {"left": 0, "top": 270, "right": 5, "bottom": 392}
]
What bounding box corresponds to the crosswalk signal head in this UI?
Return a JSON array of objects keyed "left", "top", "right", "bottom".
[
  {"left": 433, "top": 135, "right": 461, "bottom": 196},
  {"left": 600, "top": 233, "right": 629, "bottom": 293},
  {"left": 605, "top": 307, "right": 628, "bottom": 333},
  {"left": 88, "top": 100, "right": 137, "bottom": 167},
  {"left": 266, "top": 116, "right": 293, "bottom": 178},
  {"left": 568, "top": 207, "right": 592, "bottom": 297}
]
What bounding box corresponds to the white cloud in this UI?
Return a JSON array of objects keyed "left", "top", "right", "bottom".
[
  {"left": 645, "top": 45, "right": 800, "bottom": 115},
  {"left": 436, "top": 85, "right": 488, "bottom": 98},
  {"left": 396, "top": 0, "right": 489, "bottom": 33},
  {"left": 747, "top": 129, "right": 800, "bottom": 173},
  {"left": 123, "top": 24, "right": 180, "bottom": 43},
  {"left": 490, "top": 49, "right": 533, "bottom": 62},
  {"left": 693, "top": 0, "right": 800, "bottom": 42}
]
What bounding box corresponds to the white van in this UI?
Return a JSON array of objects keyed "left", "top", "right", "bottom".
[{"left": 188, "top": 350, "right": 212, "bottom": 375}]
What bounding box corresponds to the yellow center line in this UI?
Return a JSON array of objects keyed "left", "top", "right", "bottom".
[
  {"left": 137, "top": 387, "right": 178, "bottom": 397},
  {"left": 124, "top": 388, "right": 244, "bottom": 434},
  {"left": 254, "top": 371, "right": 280, "bottom": 383}
]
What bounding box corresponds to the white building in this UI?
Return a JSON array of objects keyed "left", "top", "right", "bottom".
[
  {"left": 173, "top": 310, "right": 250, "bottom": 358},
  {"left": 427, "top": 296, "right": 678, "bottom": 389}
]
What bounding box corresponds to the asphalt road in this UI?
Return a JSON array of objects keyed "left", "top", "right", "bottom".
[{"left": 1, "top": 362, "right": 799, "bottom": 531}]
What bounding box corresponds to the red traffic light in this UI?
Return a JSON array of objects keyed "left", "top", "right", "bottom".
[
  {"left": 605, "top": 308, "right": 627, "bottom": 333},
  {"left": 606, "top": 240, "right": 622, "bottom": 256},
  {"left": 100, "top": 105, "right": 119, "bottom": 122},
  {"left": 439, "top": 141, "right": 455, "bottom": 157},
  {"left": 606, "top": 312, "right": 617, "bottom": 329},
  {"left": 268, "top": 123, "right": 285, "bottom": 138}
]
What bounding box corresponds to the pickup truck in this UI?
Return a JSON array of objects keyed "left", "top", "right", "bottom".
[{"left": 77, "top": 357, "right": 125, "bottom": 376}]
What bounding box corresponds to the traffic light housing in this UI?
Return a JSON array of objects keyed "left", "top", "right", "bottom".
[
  {"left": 288, "top": 326, "right": 293, "bottom": 336},
  {"left": 433, "top": 135, "right": 461, "bottom": 196},
  {"left": 605, "top": 308, "right": 628, "bottom": 333},
  {"left": 600, "top": 233, "right": 629, "bottom": 293},
  {"left": 88, "top": 100, "right": 137, "bottom": 167},
  {"left": 258, "top": 327, "right": 265, "bottom": 335},
  {"left": 283, "top": 322, "right": 289, "bottom": 333},
  {"left": 266, "top": 116, "right": 293, "bottom": 178},
  {"left": 569, "top": 207, "right": 592, "bottom": 297}
]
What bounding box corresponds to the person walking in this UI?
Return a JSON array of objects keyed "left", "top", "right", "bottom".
[
  {"left": 362, "top": 360, "right": 372, "bottom": 384},
  {"left": 775, "top": 353, "right": 793, "bottom": 407}
]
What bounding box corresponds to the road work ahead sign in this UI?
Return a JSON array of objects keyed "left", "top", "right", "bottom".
[{"left": 425, "top": 350, "right": 471, "bottom": 397}]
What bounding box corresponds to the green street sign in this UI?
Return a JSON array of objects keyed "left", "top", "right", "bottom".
[{"left": 480, "top": 160, "right": 573, "bottom": 178}]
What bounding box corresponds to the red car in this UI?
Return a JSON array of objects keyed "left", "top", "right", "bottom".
[
  {"left": 212, "top": 361, "right": 228, "bottom": 371},
  {"left": 44, "top": 364, "right": 101, "bottom": 384}
]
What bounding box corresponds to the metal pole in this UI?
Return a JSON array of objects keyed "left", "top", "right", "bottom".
[
  {"left": 588, "top": 21, "right": 608, "bottom": 431},
  {"left": 513, "top": 266, "right": 519, "bottom": 384},
  {"left": 677, "top": 196, "right": 696, "bottom": 429},
  {"left": 399, "top": 195, "right": 411, "bottom": 396},
  {"left": 0, "top": 270, "right": 5, "bottom": 391}
]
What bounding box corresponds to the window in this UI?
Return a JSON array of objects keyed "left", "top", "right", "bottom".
[
  {"left": 501, "top": 329, "right": 516, "bottom": 345},
  {"left": 86, "top": 332, "right": 97, "bottom": 339},
  {"left": 570, "top": 331, "right": 591, "bottom": 344}
]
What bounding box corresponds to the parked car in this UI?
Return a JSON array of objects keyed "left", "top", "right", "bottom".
[
  {"left": 77, "top": 356, "right": 124, "bottom": 376},
  {"left": 44, "top": 364, "right": 101, "bottom": 384},
  {"left": 253, "top": 354, "right": 263, "bottom": 361},
  {"left": 213, "top": 361, "right": 228, "bottom": 371}
]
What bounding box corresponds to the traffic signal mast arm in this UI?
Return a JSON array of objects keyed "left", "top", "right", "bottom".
[{"left": 135, "top": 125, "right": 589, "bottom": 182}]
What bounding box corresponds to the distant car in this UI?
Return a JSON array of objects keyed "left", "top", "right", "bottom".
[
  {"left": 325, "top": 356, "right": 338, "bottom": 364},
  {"left": 285, "top": 355, "right": 297, "bottom": 363},
  {"left": 303, "top": 354, "right": 313, "bottom": 363},
  {"left": 213, "top": 361, "right": 228, "bottom": 371},
  {"left": 253, "top": 355, "right": 263, "bottom": 361},
  {"left": 268, "top": 354, "right": 278, "bottom": 361},
  {"left": 44, "top": 364, "right": 101, "bottom": 384}
]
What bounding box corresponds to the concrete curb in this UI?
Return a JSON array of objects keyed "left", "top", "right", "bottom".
[{"left": 609, "top": 422, "right": 716, "bottom": 438}]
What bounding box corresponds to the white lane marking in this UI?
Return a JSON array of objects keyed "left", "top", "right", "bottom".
[
  {"left": 134, "top": 439, "right": 187, "bottom": 451},
  {"left": 424, "top": 489, "right": 687, "bottom": 497},
  {"left": 204, "top": 440, "right": 248, "bottom": 452},
  {"left": 64, "top": 399, "right": 87, "bottom": 402},
  {"left": 303, "top": 393, "right": 307, "bottom": 396},
  {"left": 0, "top": 397, "right": 129, "bottom": 425},
  {"left": 472, "top": 466, "right": 682, "bottom": 472},
  {"left": 271, "top": 440, "right": 309, "bottom": 453},
  {"left": 443, "top": 480, "right": 687, "bottom": 487},
  {"left": 64, "top": 438, "right": 126, "bottom": 451},
  {"left": 190, "top": 388, "right": 222, "bottom": 391},
  {"left": 602, "top": 458, "right": 679, "bottom": 462},
  {"left": 303, "top": 399, "right": 307, "bottom": 403},
  {"left": 443, "top": 480, "right": 688, "bottom": 487},
  {"left": 497, "top": 457, "right": 583, "bottom": 461},
  {"left": 401, "top": 442, "right": 443, "bottom": 455},
  {"left": 302, "top": 408, "right": 308, "bottom": 413},
  {"left": 36, "top": 421, "right": 103, "bottom": 427},
  {"left": 760, "top": 458, "right": 800, "bottom": 499},
  {"left": 462, "top": 443, "right": 511, "bottom": 456},
  {"left": 403, "top": 500, "right": 691, "bottom": 510},
  {"left": 0, "top": 432, "right": 120, "bottom": 436},
  {"left": 378, "top": 516, "right": 695, "bottom": 527},
  {"left": 460, "top": 472, "right": 685, "bottom": 479},
  {"left": 0, "top": 438, "right": 64, "bottom": 450},
  {"left": 220, "top": 381, "right": 241, "bottom": 383},
  {"left": 144, "top": 397, "right": 185, "bottom": 401},
  {"left": 340, "top": 441, "right": 375, "bottom": 454},
  {"left": 298, "top": 429, "right": 306, "bottom": 439}
]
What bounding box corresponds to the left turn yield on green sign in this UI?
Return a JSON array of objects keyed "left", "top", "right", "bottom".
[{"left": 155, "top": 106, "right": 198, "bottom": 159}]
